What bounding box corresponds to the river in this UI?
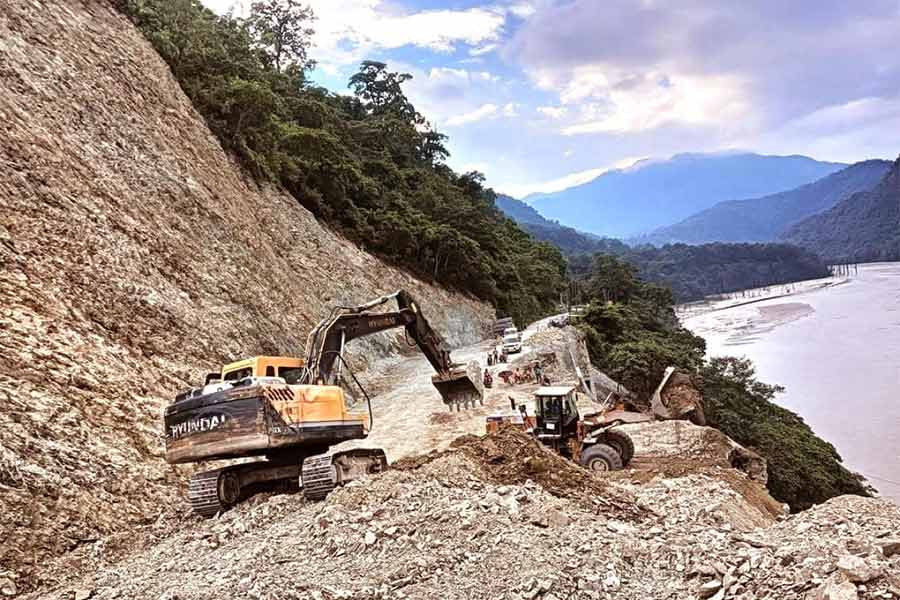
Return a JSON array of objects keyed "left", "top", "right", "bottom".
[{"left": 682, "top": 262, "right": 900, "bottom": 501}]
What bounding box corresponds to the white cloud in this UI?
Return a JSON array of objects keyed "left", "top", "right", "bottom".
[
  {"left": 307, "top": 0, "right": 505, "bottom": 70},
  {"left": 534, "top": 67, "right": 754, "bottom": 136},
  {"left": 500, "top": 156, "right": 645, "bottom": 198},
  {"left": 200, "top": 1, "right": 506, "bottom": 71},
  {"left": 537, "top": 105, "right": 568, "bottom": 119},
  {"left": 507, "top": 2, "right": 537, "bottom": 18},
  {"left": 446, "top": 104, "right": 499, "bottom": 126},
  {"left": 502, "top": 102, "right": 519, "bottom": 117},
  {"left": 469, "top": 44, "right": 498, "bottom": 56}
]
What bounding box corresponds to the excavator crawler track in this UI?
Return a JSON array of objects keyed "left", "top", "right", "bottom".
[
  {"left": 301, "top": 449, "right": 389, "bottom": 502},
  {"left": 301, "top": 454, "right": 338, "bottom": 501},
  {"left": 188, "top": 468, "right": 232, "bottom": 517}
]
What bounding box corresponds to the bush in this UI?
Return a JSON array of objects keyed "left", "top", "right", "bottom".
[{"left": 700, "top": 356, "right": 869, "bottom": 511}]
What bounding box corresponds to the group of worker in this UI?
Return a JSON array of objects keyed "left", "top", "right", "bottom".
[
  {"left": 496, "top": 362, "right": 550, "bottom": 386},
  {"left": 486, "top": 348, "right": 507, "bottom": 366}
]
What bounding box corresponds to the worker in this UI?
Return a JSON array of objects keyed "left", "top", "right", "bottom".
[
  {"left": 483, "top": 369, "right": 493, "bottom": 388},
  {"left": 533, "top": 362, "right": 543, "bottom": 383},
  {"left": 487, "top": 352, "right": 493, "bottom": 366}
]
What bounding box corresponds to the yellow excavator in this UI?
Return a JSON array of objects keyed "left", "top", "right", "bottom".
[{"left": 164, "top": 290, "right": 482, "bottom": 516}]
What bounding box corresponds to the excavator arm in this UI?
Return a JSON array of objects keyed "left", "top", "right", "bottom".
[{"left": 303, "top": 290, "right": 482, "bottom": 408}]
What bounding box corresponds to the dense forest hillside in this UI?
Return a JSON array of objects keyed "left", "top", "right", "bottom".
[
  {"left": 117, "top": 0, "right": 566, "bottom": 325},
  {"left": 497, "top": 194, "right": 623, "bottom": 255},
  {"left": 528, "top": 153, "right": 844, "bottom": 238},
  {"left": 495, "top": 194, "right": 553, "bottom": 226},
  {"left": 494, "top": 196, "right": 831, "bottom": 301},
  {"left": 569, "top": 243, "right": 830, "bottom": 303},
  {"left": 783, "top": 158, "right": 900, "bottom": 262},
  {"left": 639, "top": 160, "right": 890, "bottom": 245}
]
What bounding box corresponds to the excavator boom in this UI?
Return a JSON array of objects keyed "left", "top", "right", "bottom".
[{"left": 304, "top": 290, "right": 482, "bottom": 408}]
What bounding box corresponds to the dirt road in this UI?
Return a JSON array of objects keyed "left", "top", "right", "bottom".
[{"left": 341, "top": 316, "right": 561, "bottom": 460}]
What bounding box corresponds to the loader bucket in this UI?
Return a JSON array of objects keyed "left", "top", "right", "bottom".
[{"left": 432, "top": 361, "right": 484, "bottom": 411}]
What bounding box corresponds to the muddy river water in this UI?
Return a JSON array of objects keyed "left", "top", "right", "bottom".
[{"left": 683, "top": 262, "right": 900, "bottom": 500}]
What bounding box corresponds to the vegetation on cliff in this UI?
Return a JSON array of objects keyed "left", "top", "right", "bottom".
[
  {"left": 700, "top": 357, "right": 870, "bottom": 511},
  {"left": 116, "top": 0, "right": 566, "bottom": 325},
  {"left": 783, "top": 158, "right": 900, "bottom": 263},
  {"left": 574, "top": 254, "right": 869, "bottom": 511},
  {"left": 570, "top": 242, "right": 831, "bottom": 303}
]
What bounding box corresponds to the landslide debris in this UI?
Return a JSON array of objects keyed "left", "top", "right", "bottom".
[
  {"left": 426, "top": 427, "right": 645, "bottom": 520},
  {"left": 25, "top": 429, "right": 900, "bottom": 600},
  {"left": 0, "top": 0, "right": 491, "bottom": 588}
]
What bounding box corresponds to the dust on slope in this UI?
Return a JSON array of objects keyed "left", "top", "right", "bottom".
[{"left": 0, "top": 0, "right": 491, "bottom": 589}]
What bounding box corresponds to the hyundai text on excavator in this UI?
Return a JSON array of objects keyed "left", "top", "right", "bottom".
[{"left": 164, "top": 290, "right": 482, "bottom": 516}]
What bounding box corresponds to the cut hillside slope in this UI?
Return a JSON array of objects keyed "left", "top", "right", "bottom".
[
  {"left": 0, "top": 0, "right": 492, "bottom": 587},
  {"left": 638, "top": 160, "right": 891, "bottom": 245},
  {"left": 783, "top": 157, "right": 900, "bottom": 262}
]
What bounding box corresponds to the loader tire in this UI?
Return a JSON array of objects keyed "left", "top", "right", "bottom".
[
  {"left": 600, "top": 430, "right": 635, "bottom": 466},
  {"left": 579, "top": 443, "right": 623, "bottom": 472}
]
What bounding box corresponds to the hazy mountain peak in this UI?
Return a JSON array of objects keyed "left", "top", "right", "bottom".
[{"left": 527, "top": 152, "right": 845, "bottom": 238}]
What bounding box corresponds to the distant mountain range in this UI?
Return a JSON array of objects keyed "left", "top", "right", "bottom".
[
  {"left": 636, "top": 160, "right": 891, "bottom": 245},
  {"left": 526, "top": 152, "right": 846, "bottom": 238},
  {"left": 495, "top": 194, "right": 624, "bottom": 255},
  {"left": 495, "top": 194, "right": 830, "bottom": 303},
  {"left": 783, "top": 157, "right": 900, "bottom": 262}
]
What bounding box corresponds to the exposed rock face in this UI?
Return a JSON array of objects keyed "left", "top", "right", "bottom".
[{"left": 0, "top": 0, "right": 491, "bottom": 586}]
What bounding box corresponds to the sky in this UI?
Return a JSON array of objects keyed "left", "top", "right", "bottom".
[{"left": 201, "top": 0, "right": 900, "bottom": 198}]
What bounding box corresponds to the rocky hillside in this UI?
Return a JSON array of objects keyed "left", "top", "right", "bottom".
[
  {"left": 0, "top": 0, "right": 492, "bottom": 588},
  {"left": 783, "top": 158, "right": 900, "bottom": 262},
  {"left": 639, "top": 160, "right": 891, "bottom": 245}
]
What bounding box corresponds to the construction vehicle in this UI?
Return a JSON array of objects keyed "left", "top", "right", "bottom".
[
  {"left": 486, "top": 385, "right": 634, "bottom": 471},
  {"left": 492, "top": 316, "right": 515, "bottom": 337},
  {"left": 164, "top": 290, "right": 482, "bottom": 516}
]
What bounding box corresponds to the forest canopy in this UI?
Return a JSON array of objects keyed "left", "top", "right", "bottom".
[{"left": 116, "top": 0, "right": 566, "bottom": 325}]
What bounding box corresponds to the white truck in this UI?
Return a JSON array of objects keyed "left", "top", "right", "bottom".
[{"left": 502, "top": 331, "right": 522, "bottom": 354}]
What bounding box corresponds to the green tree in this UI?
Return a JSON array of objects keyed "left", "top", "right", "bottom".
[
  {"left": 247, "top": 0, "right": 316, "bottom": 73},
  {"left": 701, "top": 357, "right": 869, "bottom": 510},
  {"left": 349, "top": 61, "right": 420, "bottom": 122}
]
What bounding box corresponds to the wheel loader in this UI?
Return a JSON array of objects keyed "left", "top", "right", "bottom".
[
  {"left": 486, "top": 385, "right": 634, "bottom": 472},
  {"left": 164, "top": 290, "right": 482, "bottom": 516}
]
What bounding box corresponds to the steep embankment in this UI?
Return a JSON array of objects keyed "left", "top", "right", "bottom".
[
  {"left": 783, "top": 157, "right": 900, "bottom": 262},
  {"left": 0, "top": 0, "right": 491, "bottom": 588}
]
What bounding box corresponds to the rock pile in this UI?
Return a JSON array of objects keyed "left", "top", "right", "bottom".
[{"left": 24, "top": 429, "right": 900, "bottom": 600}]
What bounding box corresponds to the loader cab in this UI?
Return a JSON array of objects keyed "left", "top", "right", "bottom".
[
  {"left": 220, "top": 356, "right": 306, "bottom": 384},
  {"left": 532, "top": 386, "right": 580, "bottom": 440}
]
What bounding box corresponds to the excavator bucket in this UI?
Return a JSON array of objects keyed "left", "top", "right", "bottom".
[{"left": 432, "top": 361, "right": 483, "bottom": 411}]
